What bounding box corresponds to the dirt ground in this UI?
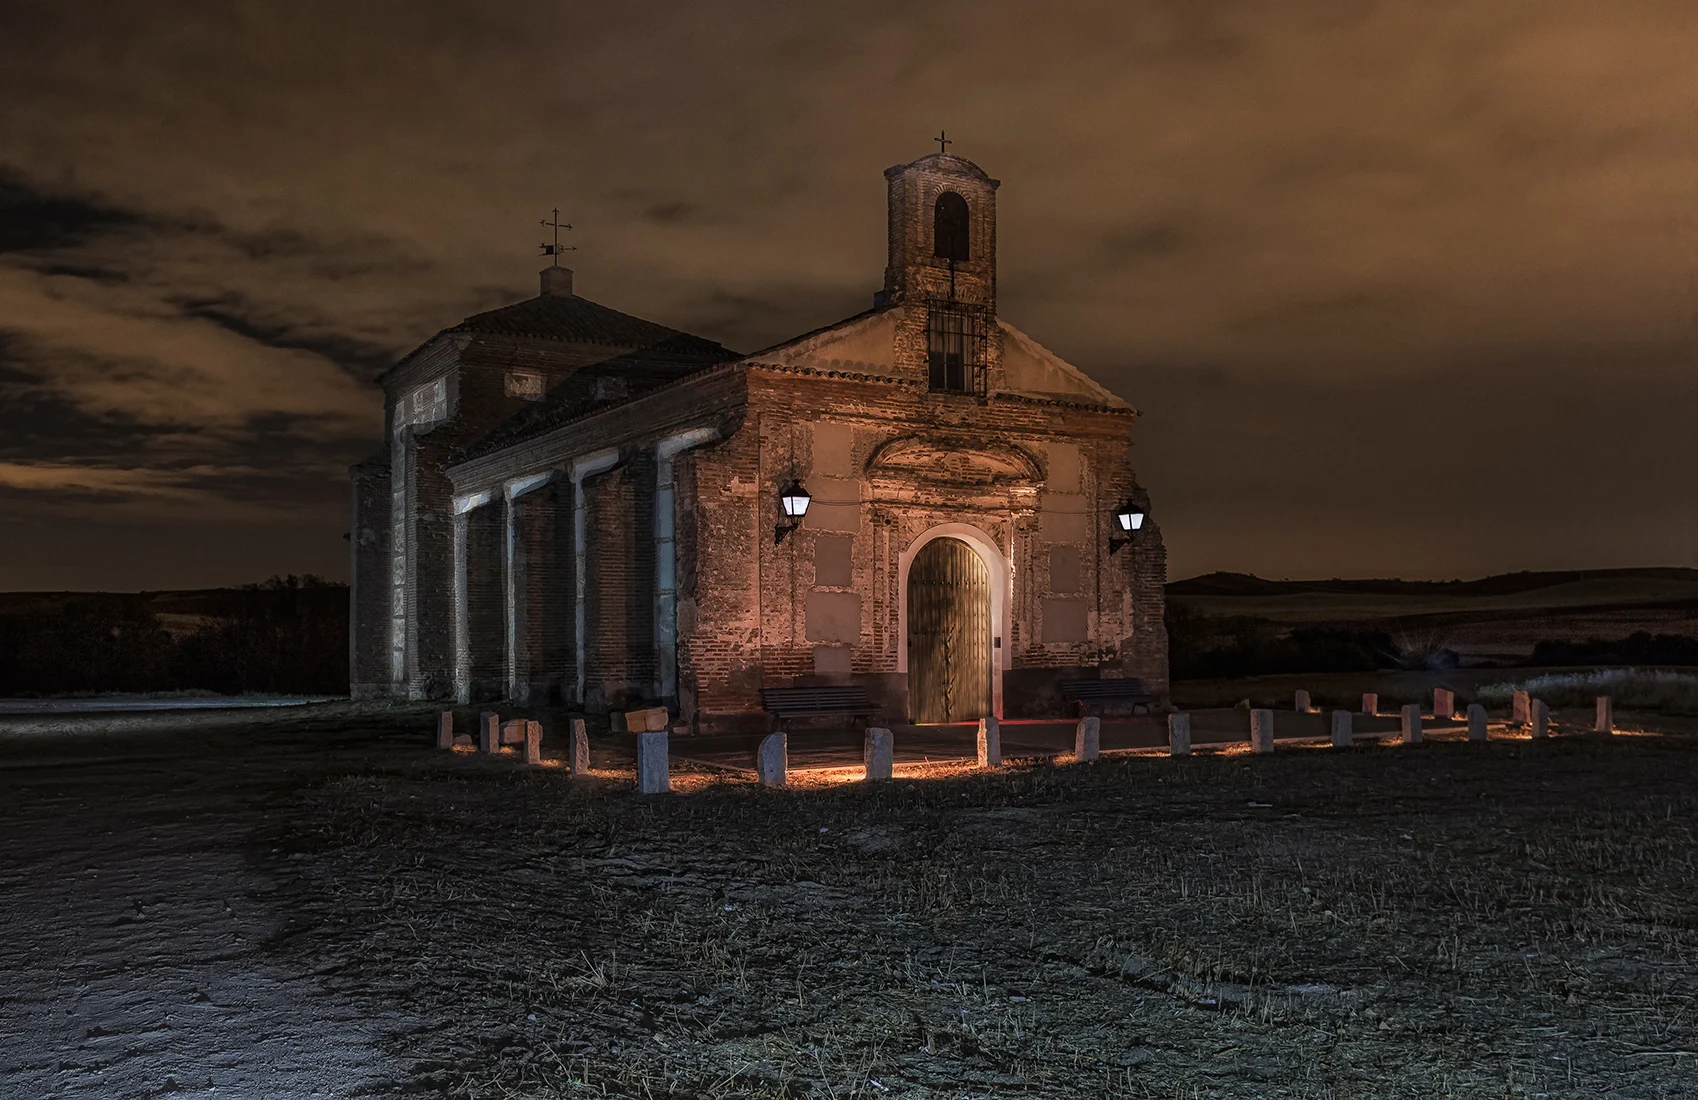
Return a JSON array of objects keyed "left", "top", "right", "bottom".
[{"left": 3, "top": 702, "right": 1696, "bottom": 1098}]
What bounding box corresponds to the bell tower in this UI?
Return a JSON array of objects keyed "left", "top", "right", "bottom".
[{"left": 882, "top": 150, "right": 1000, "bottom": 312}]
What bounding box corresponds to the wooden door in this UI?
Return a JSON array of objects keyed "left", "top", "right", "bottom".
[{"left": 907, "top": 538, "right": 991, "bottom": 723}]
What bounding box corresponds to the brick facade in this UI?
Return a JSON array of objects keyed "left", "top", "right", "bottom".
[{"left": 350, "top": 152, "right": 1168, "bottom": 725}]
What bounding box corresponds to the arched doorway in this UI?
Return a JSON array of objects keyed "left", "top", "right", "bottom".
[{"left": 907, "top": 537, "right": 992, "bottom": 723}]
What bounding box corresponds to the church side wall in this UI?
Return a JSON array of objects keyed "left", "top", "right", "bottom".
[{"left": 348, "top": 452, "right": 392, "bottom": 699}]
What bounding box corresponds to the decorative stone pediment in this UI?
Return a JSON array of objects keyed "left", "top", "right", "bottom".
[{"left": 865, "top": 434, "right": 1043, "bottom": 488}]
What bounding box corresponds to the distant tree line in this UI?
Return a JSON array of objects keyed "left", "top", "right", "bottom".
[
  {"left": 0, "top": 576, "right": 348, "bottom": 696},
  {"left": 1166, "top": 600, "right": 1698, "bottom": 681}
]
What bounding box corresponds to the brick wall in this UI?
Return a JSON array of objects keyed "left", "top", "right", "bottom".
[{"left": 510, "top": 480, "right": 571, "bottom": 703}]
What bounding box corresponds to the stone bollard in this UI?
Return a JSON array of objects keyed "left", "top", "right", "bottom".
[
  {"left": 479, "top": 711, "right": 499, "bottom": 754},
  {"left": 1434, "top": 688, "right": 1456, "bottom": 719},
  {"left": 636, "top": 730, "right": 670, "bottom": 793},
  {"left": 1295, "top": 689, "right": 1312, "bottom": 713},
  {"left": 1466, "top": 702, "right": 1488, "bottom": 741},
  {"left": 863, "top": 727, "right": 894, "bottom": 781},
  {"left": 523, "top": 720, "right": 542, "bottom": 765},
  {"left": 757, "top": 732, "right": 787, "bottom": 787},
  {"left": 1361, "top": 693, "right": 1378, "bottom": 716},
  {"left": 436, "top": 711, "right": 454, "bottom": 750},
  {"left": 1401, "top": 703, "right": 1422, "bottom": 745},
  {"left": 1531, "top": 699, "right": 1549, "bottom": 739},
  {"left": 1511, "top": 690, "right": 1530, "bottom": 727},
  {"left": 568, "top": 717, "right": 590, "bottom": 774},
  {"left": 1595, "top": 696, "right": 1613, "bottom": 735},
  {"left": 500, "top": 719, "right": 528, "bottom": 746},
  {"left": 1167, "top": 713, "right": 1192, "bottom": 756},
  {"left": 976, "top": 716, "right": 1001, "bottom": 768},
  {"left": 1331, "top": 709, "right": 1353, "bottom": 748},
  {"left": 1074, "top": 716, "right": 1100, "bottom": 762},
  {"left": 1250, "top": 709, "right": 1275, "bottom": 754}
]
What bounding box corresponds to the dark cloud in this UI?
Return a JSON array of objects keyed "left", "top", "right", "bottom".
[{"left": 0, "top": 0, "right": 1695, "bottom": 588}]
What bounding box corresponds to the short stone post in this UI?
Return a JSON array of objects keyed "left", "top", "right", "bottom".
[
  {"left": 436, "top": 711, "right": 454, "bottom": 750},
  {"left": 1434, "top": 688, "right": 1455, "bottom": 719},
  {"left": 1250, "top": 709, "right": 1275, "bottom": 754},
  {"left": 1466, "top": 703, "right": 1488, "bottom": 742},
  {"left": 757, "top": 732, "right": 787, "bottom": 787},
  {"left": 636, "top": 729, "right": 670, "bottom": 793},
  {"left": 1074, "top": 716, "right": 1100, "bottom": 762},
  {"left": 1595, "top": 696, "right": 1613, "bottom": 735},
  {"left": 1295, "top": 689, "right": 1312, "bottom": 713},
  {"left": 1511, "top": 690, "right": 1530, "bottom": 727},
  {"left": 500, "top": 718, "right": 527, "bottom": 746},
  {"left": 976, "top": 716, "right": 1001, "bottom": 768},
  {"left": 568, "top": 717, "right": 590, "bottom": 774},
  {"left": 1167, "top": 713, "right": 1192, "bottom": 756},
  {"left": 1361, "top": 693, "right": 1378, "bottom": 716},
  {"left": 523, "top": 720, "right": 542, "bottom": 765},
  {"left": 863, "top": 727, "right": 894, "bottom": 781},
  {"left": 479, "top": 711, "right": 499, "bottom": 754},
  {"left": 1401, "top": 703, "right": 1422, "bottom": 745},
  {"left": 1330, "top": 709, "right": 1353, "bottom": 748},
  {"left": 1530, "top": 699, "right": 1549, "bottom": 739}
]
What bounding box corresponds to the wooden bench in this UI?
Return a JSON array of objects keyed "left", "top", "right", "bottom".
[
  {"left": 760, "top": 686, "right": 878, "bottom": 732},
  {"left": 1060, "top": 678, "right": 1156, "bottom": 717}
]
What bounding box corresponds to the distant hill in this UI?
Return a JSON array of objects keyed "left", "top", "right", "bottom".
[
  {"left": 0, "top": 578, "right": 348, "bottom": 696},
  {"left": 1165, "top": 567, "right": 1698, "bottom": 672},
  {"left": 1167, "top": 567, "right": 1698, "bottom": 599}
]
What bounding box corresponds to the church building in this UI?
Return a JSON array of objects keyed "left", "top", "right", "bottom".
[{"left": 349, "top": 150, "right": 1168, "bottom": 730}]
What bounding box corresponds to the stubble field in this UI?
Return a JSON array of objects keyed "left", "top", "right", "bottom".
[{"left": 3, "top": 703, "right": 1696, "bottom": 1098}]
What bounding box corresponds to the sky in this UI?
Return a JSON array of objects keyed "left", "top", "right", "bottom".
[{"left": 2, "top": 0, "right": 1696, "bottom": 590}]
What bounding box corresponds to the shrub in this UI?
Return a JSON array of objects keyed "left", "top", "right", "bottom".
[{"left": 1475, "top": 668, "right": 1698, "bottom": 714}]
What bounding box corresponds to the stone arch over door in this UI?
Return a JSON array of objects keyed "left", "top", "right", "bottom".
[{"left": 898, "top": 523, "right": 1010, "bottom": 720}]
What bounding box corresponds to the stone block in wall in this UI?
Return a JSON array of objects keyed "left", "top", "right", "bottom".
[
  {"left": 812, "top": 646, "right": 852, "bottom": 678},
  {"left": 813, "top": 534, "right": 854, "bottom": 587},
  {"left": 1047, "top": 546, "right": 1082, "bottom": 593},
  {"left": 1039, "top": 500, "right": 1088, "bottom": 543},
  {"left": 805, "top": 591, "right": 862, "bottom": 643},
  {"left": 1041, "top": 598, "right": 1088, "bottom": 643},
  {"left": 1046, "top": 442, "right": 1081, "bottom": 493},
  {"left": 810, "top": 421, "right": 857, "bottom": 478},
  {"left": 800, "top": 476, "right": 861, "bottom": 532}
]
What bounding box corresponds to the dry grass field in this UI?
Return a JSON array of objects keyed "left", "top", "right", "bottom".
[{"left": 7, "top": 702, "right": 1692, "bottom": 1098}]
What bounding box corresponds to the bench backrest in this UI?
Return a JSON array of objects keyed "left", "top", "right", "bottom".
[
  {"left": 1060, "top": 678, "right": 1149, "bottom": 698},
  {"left": 760, "top": 686, "right": 875, "bottom": 713}
]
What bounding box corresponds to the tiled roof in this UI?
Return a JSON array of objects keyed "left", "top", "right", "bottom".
[{"left": 448, "top": 293, "right": 730, "bottom": 355}]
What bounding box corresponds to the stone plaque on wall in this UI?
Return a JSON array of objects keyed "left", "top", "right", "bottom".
[
  {"left": 811, "top": 421, "right": 857, "bottom": 478},
  {"left": 504, "top": 371, "right": 544, "bottom": 400},
  {"left": 1048, "top": 546, "right": 1082, "bottom": 593},
  {"left": 805, "top": 591, "right": 862, "bottom": 643},
  {"left": 813, "top": 534, "right": 854, "bottom": 587},
  {"left": 1046, "top": 442, "right": 1081, "bottom": 493},
  {"left": 1042, "top": 598, "right": 1088, "bottom": 643}
]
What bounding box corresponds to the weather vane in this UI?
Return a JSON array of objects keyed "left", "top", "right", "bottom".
[
  {"left": 540, "top": 207, "right": 575, "bottom": 265},
  {"left": 934, "top": 130, "right": 952, "bottom": 155}
]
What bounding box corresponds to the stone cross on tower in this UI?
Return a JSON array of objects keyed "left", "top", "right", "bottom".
[
  {"left": 539, "top": 208, "right": 575, "bottom": 265},
  {"left": 934, "top": 130, "right": 952, "bottom": 155}
]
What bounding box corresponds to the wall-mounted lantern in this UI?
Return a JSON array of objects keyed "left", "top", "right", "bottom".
[
  {"left": 775, "top": 479, "right": 811, "bottom": 544},
  {"left": 1109, "top": 499, "right": 1146, "bottom": 554}
]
